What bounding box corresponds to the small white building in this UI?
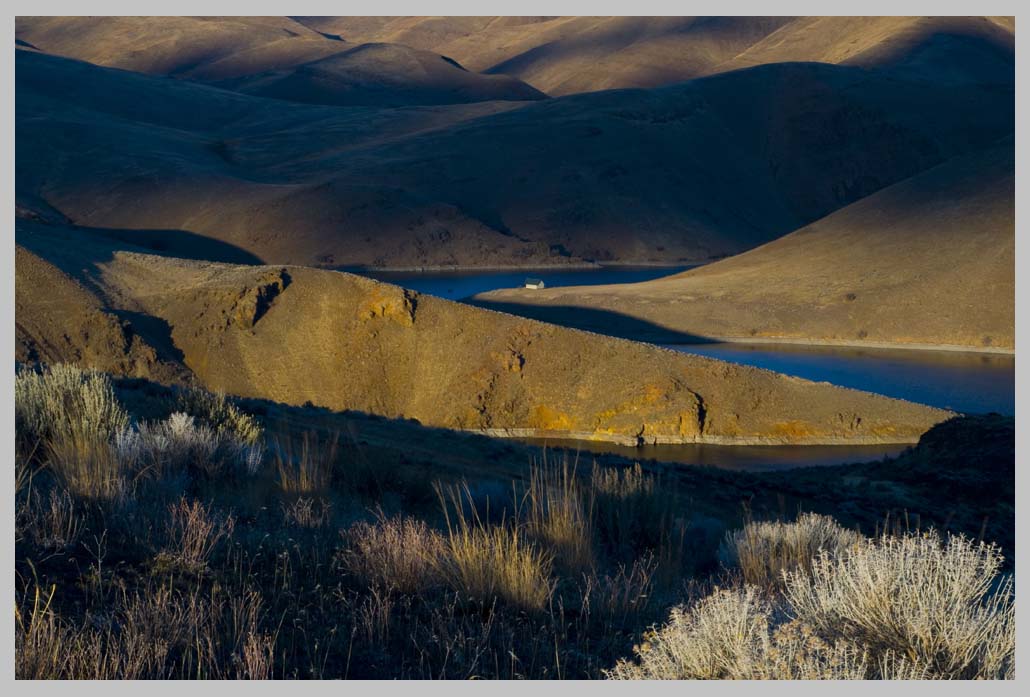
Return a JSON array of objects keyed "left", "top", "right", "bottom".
[{"left": 524, "top": 278, "right": 545, "bottom": 290}]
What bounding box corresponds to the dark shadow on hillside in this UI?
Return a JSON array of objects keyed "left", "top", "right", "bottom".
[
  {"left": 115, "top": 310, "right": 186, "bottom": 364},
  {"left": 468, "top": 298, "right": 720, "bottom": 344},
  {"left": 16, "top": 216, "right": 265, "bottom": 269},
  {"left": 485, "top": 20, "right": 1014, "bottom": 89},
  {"left": 110, "top": 372, "right": 1016, "bottom": 566},
  {"left": 85, "top": 226, "right": 265, "bottom": 265}
]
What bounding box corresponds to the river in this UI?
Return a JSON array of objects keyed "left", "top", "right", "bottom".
[{"left": 354, "top": 267, "right": 1014, "bottom": 470}]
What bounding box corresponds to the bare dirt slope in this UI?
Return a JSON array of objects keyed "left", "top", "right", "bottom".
[
  {"left": 16, "top": 223, "right": 950, "bottom": 446},
  {"left": 16, "top": 48, "right": 1014, "bottom": 269},
  {"left": 293, "top": 16, "right": 1013, "bottom": 93},
  {"left": 473, "top": 142, "right": 1014, "bottom": 351},
  {"left": 14, "top": 16, "right": 545, "bottom": 107}
]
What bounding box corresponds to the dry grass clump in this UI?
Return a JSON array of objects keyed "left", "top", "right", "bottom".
[
  {"left": 607, "top": 586, "right": 867, "bottom": 679},
  {"left": 436, "top": 483, "right": 556, "bottom": 612},
  {"left": 280, "top": 497, "right": 333, "bottom": 529},
  {"left": 591, "top": 464, "right": 674, "bottom": 555},
  {"left": 46, "top": 421, "right": 129, "bottom": 501},
  {"left": 526, "top": 458, "right": 595, "bottom": 572},
  {"left": 157, "top": 497, "right": 236, "bottom": 573},
  {"left": 17, "top": 365, "right": 265, "bottom": 498},
  {"left": 15, "top": 582, "right": 275, "bottom": 679},
  {"left": 17, "top": 364, "right": 132, "bottom": 499},
  {"left": 720, "top": 512, "right": 865, "bottom": 590},
  {"left": 273, "top": 431, "right": 338, "bottom": 495},
  {"left": 590, "top": 464, "right": 688, "bottom": 583},
  {"left": 341, "top": 513, "right": 445, "bottom": 594},
  {"left": 18, "top": 488, "right": 82, "bottom": 552},
  {"left": 785, "top": 531, "right": 1015, "bottom": 679},
  {"left": 582, "top": 555, "right": 658, "bottom": 630}
]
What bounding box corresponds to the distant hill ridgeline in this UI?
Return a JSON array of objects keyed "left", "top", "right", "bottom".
[{"left": 15, "top": 40, "right": 1013, "bottom": 269}]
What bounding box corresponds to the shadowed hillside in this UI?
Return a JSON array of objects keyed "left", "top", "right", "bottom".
[
  {"left": 16, "top": 222, "right": 950, "bottom": 446},
  {"left": 16, "top": 48, "right": 1014, "bottom": 268},
  {"left": 473, "top": 142, "right": 1014, "bottom": 350}
]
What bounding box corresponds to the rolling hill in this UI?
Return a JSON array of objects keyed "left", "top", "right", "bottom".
[
  {"left": 16, "top": 221, "right": 950, "bottom": 445},
  {"left": 15, "top": 47, "right": 1014, "bottom": 269},
  {"left": 215, "top": 42, "right": 546, "bottom": 106},
  {"left": 292, "top": 16, "right": 1013, "bottom": 93},
  {"left": 473, "top": 141, "right": 1015, "bottom": 351},
  {"left": 14, "top": 16, "right": 546, "bottom": 107}
]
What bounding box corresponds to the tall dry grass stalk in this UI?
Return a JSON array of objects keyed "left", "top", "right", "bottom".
[
  {"left": 435, "top": 482, "right": 555, "bottom": 611},
  {"left": 720, "top": 512, "right": 865, "bottom": 590},
  {"left": 274, "top": 431, "right": 338, "bottom": 495},
  {"left": 19, "top": 488, "right": 82, "bottom": 552},
  {"left": 16, "top": 582, "right": 276, "bottom": 679},
  {"left": 46, "top": 420, "right": 128, "bottom": 501},
  {"left": 525, "top": 457, "right": 595, "bottom": 572}
]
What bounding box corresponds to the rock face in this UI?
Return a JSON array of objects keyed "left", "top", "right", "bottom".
[
  {"left": 17, "top": 223, "right": 951, "bottom": 446},
  {"left": 474, "top": 142, "right": 1014, "bottom": 351}
]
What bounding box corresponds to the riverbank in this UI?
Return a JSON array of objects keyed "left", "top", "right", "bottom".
[
  {"left": 339, "top": 260, "right": 700, "bottom": 273},
  {"left": 468, "top": 427, "right": 929, "bottom": 448},
  {"left": 672, "top": 335, "right": 1015, "bottom": 355}
]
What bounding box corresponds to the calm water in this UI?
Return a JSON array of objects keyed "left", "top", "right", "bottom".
[
  {"left": 359, "top": 268, "right": 1013, "bottom": 470},
  {"left": 666, "top": 343, "right": 1013, "bottom": 416},
  {"left": 518, "top": 437, "right": 909, "bottom": 473},
  {"left": 359, "top": 266, "right": 691, "bottom": 300}
]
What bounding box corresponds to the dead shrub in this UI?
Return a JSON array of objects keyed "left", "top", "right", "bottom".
[
  {"left": 607, "top": 586, "right": 867, "bottom": 679},
  {"left": 785, "top": 531, "right": 1015, "bottom": 679},
  {"left": 158, "top": 497, "right": 236, "bottom": 573}
]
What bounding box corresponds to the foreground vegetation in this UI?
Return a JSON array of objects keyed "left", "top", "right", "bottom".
[{"left": 14, "top": 364, "right": 1015, "bottom": 679}]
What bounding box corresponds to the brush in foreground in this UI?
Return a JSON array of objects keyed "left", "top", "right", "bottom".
[{"left": 610, "top": 528, "right": 1014, "bottom": 679}]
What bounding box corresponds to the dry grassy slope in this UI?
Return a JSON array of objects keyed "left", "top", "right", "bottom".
[
  {"left": 473, "top": 142, "right": 1014, "bottom": 351},
  {"left": 217, "top": 43, "right": 547, "bottom": 107},
  {"left": 15, "top": 246, "right": 183, "bottom": 381},
  {"left": 721, "top": 16, "right": 1014, "bottom": 84},
  {"left": 16, "top": 49, "right": 1014, "bottom": 269},
  {"left": 15, "top": 16, "right": 340, "bottom": 80},
  {"left": 14, "top": 16, "right": 545, "bottom": 107},
  {"left": 293, "top": 16, "right": 1012, "bottom": 94},
  {"left": 15, "top": 225, "right": 949, "bottom": 445}
]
